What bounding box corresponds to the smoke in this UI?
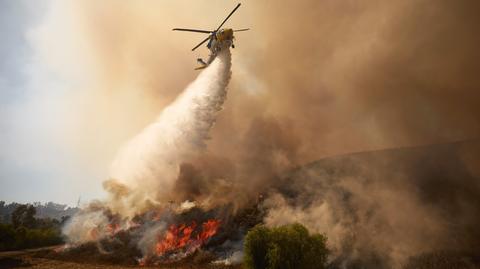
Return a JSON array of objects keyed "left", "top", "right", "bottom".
[{"left": 62, "top": 206, "right": 109, "bottom": 244}]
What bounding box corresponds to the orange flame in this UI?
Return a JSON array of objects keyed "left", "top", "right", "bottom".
[
  {"left": 198, "top": 219, "right": 221, "bottom": 242},
  {"left": 106, "top": 223, "right": 121, "bottom": 236},
  {"left": 155, "top": 219, "right": 220, "bottom": 257}
]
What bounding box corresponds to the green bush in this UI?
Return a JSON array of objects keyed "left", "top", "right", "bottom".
[
  {"left": 244, "top": 223, "right": 328, "bottom": 269},
  {"left": 0, "top": 203, "right": 66, "bottom": 251},
  {"left": 0, "top": 223, "right": 63, "bottom": 251}
]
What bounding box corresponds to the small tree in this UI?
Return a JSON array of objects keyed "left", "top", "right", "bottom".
[{"left": 244, "top": 223, "right": 328, "bottom": 269}]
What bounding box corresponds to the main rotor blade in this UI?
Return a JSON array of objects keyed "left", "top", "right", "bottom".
[
  {"left": 192, "top": 35, "right": 211, "bottom": 51},
  {"left": 234, "top": 28, "right": 250, "bottom": 32},
  {"left": 216, "top": 3, "right": 241, "bottom": 31},
  {"left": 173, "top": 28, "right": 212, "bottom": 34}
]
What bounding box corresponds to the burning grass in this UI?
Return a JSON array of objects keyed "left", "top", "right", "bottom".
[{"left": 57, "top": 201, "right": 263, "bottom": 267}]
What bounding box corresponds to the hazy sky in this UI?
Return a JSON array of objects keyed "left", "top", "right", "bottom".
[
  {"left": 0, "top": 1, "right": 53, "bottom": 204},
  {"left": 0, "top": 1, "right": 102, "bottom": 206}
]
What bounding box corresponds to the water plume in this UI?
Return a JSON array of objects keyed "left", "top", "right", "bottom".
[
  {"left": 63, "top": 48, "right": 232, "bottom": 246},
  {"left": 107, "top": 49, "right": 232, "bottom": 218}
]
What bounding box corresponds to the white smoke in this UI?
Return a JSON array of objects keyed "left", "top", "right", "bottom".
[
  {"left": 213, "top": 250, "right": 244, "bottom": 266},
  {"left": 63, "top": 48, "right": 232, "bottom": 243},
  {"left": 62, "top": 209, "right": 109, "bottom": 243}
]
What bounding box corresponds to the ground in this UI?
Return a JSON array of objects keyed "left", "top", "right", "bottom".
[{"left": 0, "top": 247, "right": 239, "bottom": 269}]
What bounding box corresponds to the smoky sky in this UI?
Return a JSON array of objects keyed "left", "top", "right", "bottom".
[
  {"left": 208, "top": 0, "right": 480, "bottom": 163},
  {"left": 1, "top": 0, "right": 480, "bottom": 205}
]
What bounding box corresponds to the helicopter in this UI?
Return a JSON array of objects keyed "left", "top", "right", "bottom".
[{"left": 173, "top": 3, "right": 249, "bottom": 70}]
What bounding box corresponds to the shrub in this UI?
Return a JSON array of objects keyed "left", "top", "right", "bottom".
[
  {"left": 0, "top": 223, "right": 63, "bottom": 251},
  {"left": 244, "top": 223, "right": 328, "bottom": 269},
  {"left": 0, "top": 202, "right": 66, "bottom": 251}
]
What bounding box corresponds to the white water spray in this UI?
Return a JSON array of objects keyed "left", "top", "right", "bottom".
[{"left": 106, "top": 49, "right": 232, "bottom": 218}]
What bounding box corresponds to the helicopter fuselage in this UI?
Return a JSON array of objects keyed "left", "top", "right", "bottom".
[{"left": 207, "top": 28, "right": 234, "bottom": 52}]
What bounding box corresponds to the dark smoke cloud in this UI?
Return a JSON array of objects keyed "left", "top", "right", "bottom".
[
  {"left": 170, "top": 116, "right": 301, "bottom": 211},
  {"left": 210, "top": 0, "right": 480, "bottom": 161}
]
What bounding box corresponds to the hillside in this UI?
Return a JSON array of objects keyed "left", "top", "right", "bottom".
[{"left": 271, "top": 139, "right": 480, "bottom": 268}]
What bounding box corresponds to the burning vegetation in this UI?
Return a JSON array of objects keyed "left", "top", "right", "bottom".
[{"left": 58, "top": 200, "right": 263, "bottom": 266}]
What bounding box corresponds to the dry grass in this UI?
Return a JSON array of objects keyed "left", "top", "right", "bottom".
[{"left": 0, "top": 248, "right": 241, "bottom": 269}]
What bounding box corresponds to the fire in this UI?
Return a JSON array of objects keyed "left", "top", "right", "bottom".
[
  {"left": 199, "top": 219, "right": 221, "bottom": 241},
  {"left": 155, "top": 219, "right": 221, "bottom": 257},
  {"left": 106, "top": 223, "right": 121, "bottom": 236}
]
